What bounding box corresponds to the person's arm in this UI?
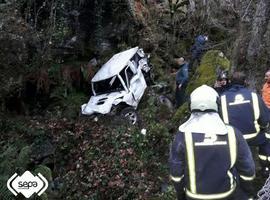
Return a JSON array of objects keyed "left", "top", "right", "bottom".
[
  {"left": 176, "top": 70, "right": 181, "bottom": 86},
  {"left": 169, "top": 132, "right": 186, "bottom": 199},
  {"left": 234, "top": 128, "right": 256, "bottom": 197},
  {"left": 180, "top": 64, "right": 189, "bottom": 86}
]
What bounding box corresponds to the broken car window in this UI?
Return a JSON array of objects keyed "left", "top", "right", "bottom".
[{"left": 92, "top": 76, "right": 124, "bottom": 95}]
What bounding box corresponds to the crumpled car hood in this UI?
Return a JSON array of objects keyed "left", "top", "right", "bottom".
[{"left": 81, "top": 91, "right": 136, "bottom": 115}]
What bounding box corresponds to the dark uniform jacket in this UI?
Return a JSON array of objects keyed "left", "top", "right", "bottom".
[
  {"left": 220, "top": 84, "right": 269, "bottom": 140},
  {"left": 191, "top": 35, "right": 207, "bottom": 61},
  {"left": 169, "top": 125, "right": 255, "bottom": 200}
]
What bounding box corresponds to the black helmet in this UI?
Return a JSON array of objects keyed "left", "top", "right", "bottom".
[{"left": 217, "top": 71, "right": 228, "bottom": 81}]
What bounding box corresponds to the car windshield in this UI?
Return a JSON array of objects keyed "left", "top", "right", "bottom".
[{"left": 92, "top": 75, "right": 125, "bottom": 95}]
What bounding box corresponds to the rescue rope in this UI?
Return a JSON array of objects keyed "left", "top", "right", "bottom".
[{"left": 257, "top": 174, "right": 270, "bottom": 200}]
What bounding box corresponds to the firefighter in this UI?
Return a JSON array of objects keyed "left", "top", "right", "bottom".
[
  {"left": 214, "top": 70, "right": 230, "bottom": 95},
  {"left": 169, "top": 85, "right": 255, "bottom": 200},
  {"left": 220, "top": 71, "right": 270, "bottom": 176}
]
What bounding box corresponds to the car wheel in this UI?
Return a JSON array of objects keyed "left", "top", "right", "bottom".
[{"left": 120, "top": 107, "right": 138, "bottom": 125}]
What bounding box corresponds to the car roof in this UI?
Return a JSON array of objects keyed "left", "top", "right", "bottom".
[{"left": 92, "top": 47, "right": 139, "bottom": 82}]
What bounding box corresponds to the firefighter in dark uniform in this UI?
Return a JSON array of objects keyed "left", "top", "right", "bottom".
[
  {"left": 169, "top": 85, "right": 255, "bottom": 200},
  {"left": 220, "top": 72, "right": 270, "bottom": 176},
  {"left": 214, "top": 70, "right": 230, "bottom": 95}
]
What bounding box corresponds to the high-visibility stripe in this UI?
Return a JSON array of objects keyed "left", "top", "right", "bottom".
[
  {"left": 259, "top": 155, "right": 267, "bottom": 160},
  {"left": 185, "top": 130, "right": 237, "bottom": 199},
  {"left": 221, "top": 96, "right": 229, "bottom": 123},
  {"left": 251, "top": 93, "right": 260, "bottom": 134},
  {"left": 186, "top": 184, "right": 236, "bottom": 200},
  {"left": 184, "top": 132, "right": 196, "bottom": 193},
  {"left": 251, "top": 93, "right": 259, "bottom": 120},
  {"left": 170, "top": 175, "right": 184, "bottom": 182},
  {"left": 226, "top": 127, "right": 237, "bottom": 193},
  {"left": 258, "top": 154, "right": 270, "bottom": 161},
  {"left": 227, "top": 171, "right": 234, "bottom": 189},
  {"left": 227, "top": 126, "right": 236, "bottom": 168},
  {"left": 265, "top": 133, "right": 270, "bottom": 139},
  {"left": 243, "top": 133, "right": 259, "bottom": 139},
  {"left": 229, "top": 100, "right": 250, "bottom": 105},
  {"left": 240, "top": 174, "right": 255, "bottom": 181}
]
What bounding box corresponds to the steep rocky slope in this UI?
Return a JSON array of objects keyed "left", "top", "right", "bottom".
[{"left": 1, "top": 0, "right": 269, "bottom": 199}]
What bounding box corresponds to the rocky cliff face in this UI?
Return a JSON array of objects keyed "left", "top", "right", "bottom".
[
  {"left": 1, "top": 0, "right": 270, "bottom": 109},
  {"left": 182, "top": 0, "right": 270, "bottom": 88}
]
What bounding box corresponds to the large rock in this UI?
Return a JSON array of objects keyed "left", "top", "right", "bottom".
[{"left": 173, "top": 50, "right": 230, "bottom": 124}]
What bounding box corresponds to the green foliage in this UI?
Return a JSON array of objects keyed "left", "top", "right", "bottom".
[
  {"left": 17, "top": 146, "right": 31, "bottom": 170},
  {"left": 34, "top": 193, "right": 48, "bottom": 200},
  {"left": 48, "top": 63, "right": 61, "bottom": 81},
  {"left": 111, "top": 0, "right": 132, "bottom": 24},
  {"left": 65, "top": 92, "right": 88, "bottom": 107},
  {"left": 172, "top": 102, "right": 189, "bottom": 124},
  {"left": 0, "top": 145, "right": 18, "bottom": 175},
  {"left": 0, "top": 146, "right": 51, "bottom": 199},
  {"left": 168, "top": 0, "right": 187, "bottom": 18},
  {"left": 0, "top": 144, "right": 30, "bottom": 199},
  {"left": 187, "top": 50, "right": 230, "bottom": 94},
  {"left": 173, "top": 50, "right": 230, "bottom": 123},
  {"left": 0, "top": 175, "right": 13, "bottom": 200},
  {"left": 150, "top": 54, "right": 167, "bottom": 82},
  {"left": 34, "top": 165, "right": 53, "bottom": 182},
  {"left": 150, "top": 185, "right": 176, "bottom": 200},
  {"left": 49, "top": 90, "right": 87, "bottom": 119}
]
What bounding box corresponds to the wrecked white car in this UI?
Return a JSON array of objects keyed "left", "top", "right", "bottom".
[{"left": 81, "top": 47, "right": 151, "bottom": 124}]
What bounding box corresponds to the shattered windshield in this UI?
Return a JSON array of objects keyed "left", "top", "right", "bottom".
[{"left": 92, "top": 76, "right": 125, "bottom": 95}]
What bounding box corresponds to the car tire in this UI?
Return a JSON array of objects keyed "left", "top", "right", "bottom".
[{"left": 120, "top": 107, "right": 138, "bottom": 125}]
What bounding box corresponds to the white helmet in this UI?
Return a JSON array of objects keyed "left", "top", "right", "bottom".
[{"left": 190, "top": 85, "right": 219, "bottom": 112}]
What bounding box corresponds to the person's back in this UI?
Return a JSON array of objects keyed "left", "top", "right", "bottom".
[
  {"left": 220, "top": 71, "right": 270, "bottom": 176},
  {"left": 221, "top": 85, "right": 263, "bottom": 138},
  {"left": 191, "top": 35, "right": 208, "bottom": 63},
  {"left": 220, "top": 72, "right": 269, "bottom": 140},
  {"left": 169, "top": 85, "right": 255, "bottom": 200}
]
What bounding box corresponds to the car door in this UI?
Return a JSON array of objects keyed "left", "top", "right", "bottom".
[{"left": 126, "top": 62, "right": 147, "bottom": 102}]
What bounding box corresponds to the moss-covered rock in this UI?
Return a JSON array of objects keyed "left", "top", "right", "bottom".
[
  {"left": 172, "top": 50, "right": 231, "bottom": 124},
  {"left": 187, "top": 50, "right": 230, "bottom": 94}
]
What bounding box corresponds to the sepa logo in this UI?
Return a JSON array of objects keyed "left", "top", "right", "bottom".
[{"left": 7, "top": 171, "right": 48, "bottom": 198}]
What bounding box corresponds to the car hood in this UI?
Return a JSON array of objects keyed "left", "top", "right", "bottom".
[{"left": 81, "top": 91, "right": 132, "bottom": 115}]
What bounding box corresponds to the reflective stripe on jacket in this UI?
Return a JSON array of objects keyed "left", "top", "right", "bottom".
[
  {"left": 220, "top": 84, "right": 269, "bottom": 140},
  {"left": 169, "top": 125, "right": 255, "bottom": 200}
]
